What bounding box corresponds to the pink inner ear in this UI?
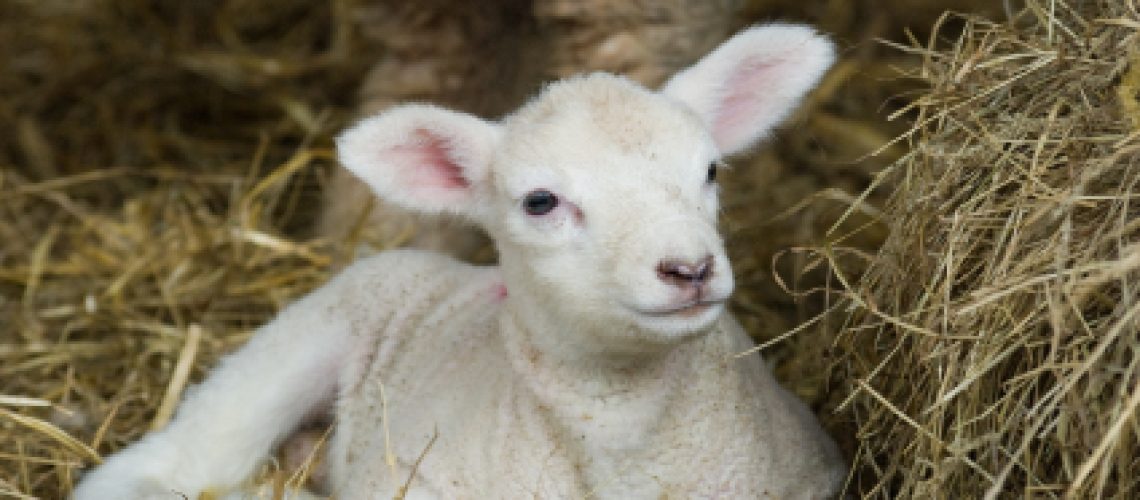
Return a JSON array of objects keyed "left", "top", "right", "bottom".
[
  {"left": 714, "top": 57, "right": 780, "bottom": 148},
  {"left": 388, "top": 128, "right": 470, "bottom": 191}
]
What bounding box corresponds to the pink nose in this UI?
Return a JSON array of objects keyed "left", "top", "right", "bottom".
[{"left": 656, "top": 256, "right": 714, "bottom": 288}]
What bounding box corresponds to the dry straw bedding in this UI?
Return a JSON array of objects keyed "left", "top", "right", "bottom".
[
  {"left": 0, "top": 1, "right": 369, "bottom": 496},
  {"left": 3, "top": 0, "right": 1136, "bottom": 498}
]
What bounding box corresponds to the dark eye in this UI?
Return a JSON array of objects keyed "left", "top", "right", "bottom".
[
  {"left": 523, "top": 189, "right": 558, "bottom": 215},
  {"left": 706, "top": 162, "right": 718, "bottom": 183}
]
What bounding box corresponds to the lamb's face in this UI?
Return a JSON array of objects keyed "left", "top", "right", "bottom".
[
  {"left": 488, "top": 75, "right": 732, "bottom": 341},
  {"left": 337, "top": 25, "right": 835, "bottom": 349}
]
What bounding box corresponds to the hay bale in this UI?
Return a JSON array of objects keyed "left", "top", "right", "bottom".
[{"left": 826, "top": 1, "right": 1140, "bottom": 496}]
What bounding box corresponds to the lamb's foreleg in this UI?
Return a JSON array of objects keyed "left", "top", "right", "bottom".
[{"left": 73, "top": 280, "right": 358, "bottom": 500}]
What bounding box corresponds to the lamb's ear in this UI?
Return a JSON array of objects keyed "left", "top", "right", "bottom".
[
  {"left": 660, "top": 24, "right": 835, "bottom": 156},
  {"left": 336, "top": 104, "right": 499, "bottom": 219}
]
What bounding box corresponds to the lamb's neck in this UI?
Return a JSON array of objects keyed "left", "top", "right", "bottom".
[{"left": 499, "top": 300, "right": 703, "bottom": 460}]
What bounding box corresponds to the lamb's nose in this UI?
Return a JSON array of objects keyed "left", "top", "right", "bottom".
[{"left": 656, "top": 255, "right": 714, "bottom": 288}]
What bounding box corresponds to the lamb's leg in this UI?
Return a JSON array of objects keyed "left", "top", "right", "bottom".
[{"left": 72, "top": 282, "right": 357, "bottom": 500}]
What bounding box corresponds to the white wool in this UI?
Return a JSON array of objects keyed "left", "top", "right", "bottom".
[{"left": 74, "top": 25, "right": 844, "bottom": 499}]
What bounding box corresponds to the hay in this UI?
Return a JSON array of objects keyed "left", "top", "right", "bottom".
[
  {"left": 0, "top": 1, "right": 369, "bottom": 497},
  {"left": 824, "top": 1, "right": 1140, "bottom": 496}
]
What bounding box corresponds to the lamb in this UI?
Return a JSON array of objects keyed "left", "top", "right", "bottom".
[{"left": 73, "top": 24, "right": 846, "bottom": 499}]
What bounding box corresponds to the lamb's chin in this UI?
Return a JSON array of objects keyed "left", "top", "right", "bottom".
[{"left": 621, "top": 301, "right": 725, "bottom": 342}]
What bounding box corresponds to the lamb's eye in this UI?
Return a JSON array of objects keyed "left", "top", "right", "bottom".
[
  {"left": 523, "top": 189, "right": 558, "bottom": 215},
  {"left": 706, "top": 162, "right": 718, "bottom": 184}
]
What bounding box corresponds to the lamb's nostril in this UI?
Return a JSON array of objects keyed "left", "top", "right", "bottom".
[
  {"left": 694, "top": 256, "right": 713, "bottom": 282},
  {"left": 656, "top": 256, "right": 715, "bottom": 288}
]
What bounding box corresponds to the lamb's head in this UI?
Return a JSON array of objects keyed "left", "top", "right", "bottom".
[{"left": 337, "top": 25, "right": 834, "bottom": 350}]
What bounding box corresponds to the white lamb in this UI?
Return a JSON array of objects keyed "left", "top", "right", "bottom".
[{"left": 74, "top": 24, "right": 846, "bottom": 499}]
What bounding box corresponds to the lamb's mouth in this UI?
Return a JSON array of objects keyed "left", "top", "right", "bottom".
[{"left": 636, "top": 300, "right": 725, "bottom": 318}]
